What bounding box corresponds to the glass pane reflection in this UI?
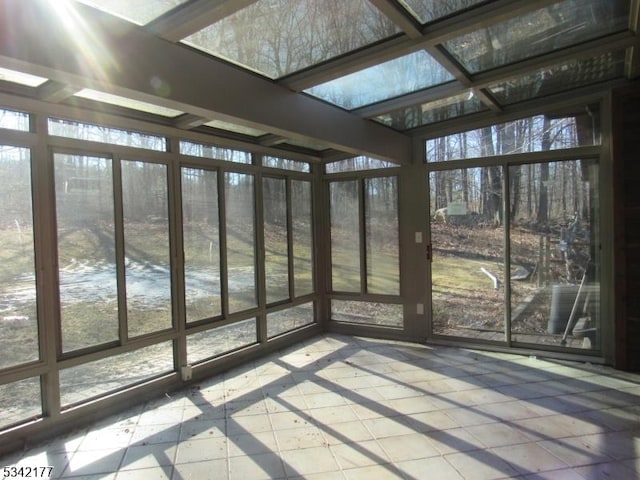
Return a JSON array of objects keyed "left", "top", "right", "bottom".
[
  {"left": 510, "top": 160, "right": 600, "bottom": 350},
  {"left": 445, "top": 0, "right": 629, "bottom": 73},
  {"left": 305, "top": 52, "right": 453, "bottom": 109},
  {"left": 399, "top": 0, "right": 488, "bottom": 24},
  {"left": 375, "top": 91, "right": 485, "bottom": 130},
  {"left": 183, "top": 0, "right": 400, "bottom": 79},
  {"left": 489, "top": 51, "right": 625, "bottom": 105}
]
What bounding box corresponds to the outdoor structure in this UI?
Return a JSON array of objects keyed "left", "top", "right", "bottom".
[{"left": 0, "top": 0, "right": 639, "bottom": 459}]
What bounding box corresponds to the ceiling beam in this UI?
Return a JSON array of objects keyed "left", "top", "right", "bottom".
[
  {"left": 37, "top": 80, "right": 80, "bottom": 103},
  {"left": 146, "top": 0, "right": 259, "bottom": 42},
  {"left": 173, "top": 113, "right": 208, "bottom": 129},
  {"left": 258, "top": 134, "right": 288, "bottom": 147},
  {"left": 0, "top": 0, "right": 411, "bottom": 163},
  {"left": 280, "top": 0, "right": 560, "bottom": 91}
]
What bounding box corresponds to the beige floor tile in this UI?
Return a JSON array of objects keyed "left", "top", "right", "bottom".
[
  {"left": 303, "top": 391, "right": 348, "bottom": 409},
  {"left": 330, "top": 440, "right": 389, "bottom": 469},
  {"left": 116, "top": 466, "right": 172, "bottom": 479},
  {"left": 342, "top": 464, "right": 400, "bottom": 480},
  {"left": 575, "top": 461, "right": 638, "bottom": 480},
  {"left": 228, "top": 452, "right": 285, "bottom": 480},
  {"left": 269, "top": 410, "right": 313, "bottom": 431},
  {"left": 274, "top": 425, "right": 326, "bottom": 451},
  {"left": 425, "top": 427, "right": 487, "bottom": 455},
  {"left": 227, "top": 431, "right": 278, "bottom": 457},
  {"left": 120, "top": 443, "right": 176, "bottom": 471},
  {"left": 6, "top": 334, "right": 640, "bottom": 480},
  {"left": 537, "top": 437, "right": 614, "bottom": 467},
  {"left": 320, "top": 420, "right": 374, "bottom": 445},
  {"left": 61, "top": 449, "right": 126, "bottom": 478},
  {"left": 307, "top": 405, "right": 360, "bottom": 425},
  {"left": 377, "top": 432, "right": 440, "bottom": 462},
  {"left": 464, "top": 422, "right": 535, "bottom": 448},
  {"left": 129, "top": 424, "right": 181, "bottom": 446},
  {"left": 281, "top": 446, "right": 340, "bottom": 476},
  {"left": 396, "top": 456, "right": 464, "bottom": 480},
  {"left": 173, "top": 437, "right": 227, "bottom": 464},
  {"left": 362, "top": 416, "right": 417, "bottom": 439},
  {"left": 179, "top": 418, "right": 226, "bottom": 441},
  {"left": 491, "top": 443, "right": 568, "bottom": 474},
  {"left": 172, "top": 459, "right": 227, "bottom": 480},
  {"left": 444, "top": 449, "right": 519, "bottom": 480},
  {"left": 227, "top": 412, "right": 273, "bottom": 435}
]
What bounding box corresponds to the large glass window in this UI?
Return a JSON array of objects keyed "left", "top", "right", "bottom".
[
  {"left": 425, "top": 112, "right": 600, "bottom": 162},
  {"left": 267, "top": 302, "right": 314, "bottom": 339},
  {"left": 331, "top": 301, "right": 402, "bottom": 328},
  {"left": 330, "top": 181, "right": 360, "bottom": 292},
  {"left": 509, "top": 160, "right": 600, "bottom": 350},
  {"left": 187, "top": 319, "right": 257, "bottom": 365},
  {"left": 0, "top": 108, "right": 30, "bottom": 131},
  {"left": 0, "top": 377, "right": 41, "bottom": 429},
  {"left": 330, "top": 177, "right": 400, "bottom": 296},
  {"left": 263, "top": 177, "right": 289, "bottom": 304},
  {"left": 121, "top": 160, "right": 172, "bottom": 337},
  {"left": 429, "top": 167, "right": 505, "bottom": 340},
  {"left": 182, "top": 167, "right": 221, "bottom": 322},
  {"left": 0, "top": 146, "right": 38, "bottom": 368},
  {"left": 55, "top": 154, "right": 119, "bottom": 352},
  {"left": 225, "top": 172, "right": 256, "bottom": 312},
  {"left": 366, "top": 177, "right": 400, "bottom": 295},
  {"left": 292, "top": 180, "right": 313, "bottom": 297},
  {"left": 59, "top": 341, "right": 174, "bottom": 407},
  {"left": 49, "top": 119, "right": 166, "bottom": 151}
]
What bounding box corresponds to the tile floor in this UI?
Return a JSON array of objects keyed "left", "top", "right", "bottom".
[{"left": 1, "top": 334, "right": 639, "bottom": 479}]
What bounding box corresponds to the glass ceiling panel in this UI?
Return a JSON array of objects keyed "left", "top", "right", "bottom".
[
  {"left": 489, "top": 51, "right": 626, "bottom": 106},
  {"left": 205, "top": 119, "right": 268, "bottom": 137},
  {"left": 182, "top": 0, "right": 401, "bottom": 79},
  {"left": 74, "top": 0, "right": 188, "bottom": 25},
  {"left": 284, "top": 138, "right": 332, "bottom": 151},
  {"left": 444, "top": 0, "right": 630, "bottom": 73},
  {"left": 398, "top": 0, "right": 489, "bottom": 25},
  {"left": 74, "top": 89, "right": 184, "bottom": 117},
  {"left": 374, "top": 91, "right": 485, "bottom": 131},
  {"left": 0, "top": 67, "right": 48, "bottom": 87},
  {"left": 304, "top": 51, "right": 454, "bottom": 109}
]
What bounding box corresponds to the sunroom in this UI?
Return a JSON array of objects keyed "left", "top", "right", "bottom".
[{"left": 0, "top": 0, "right": 638, "bottom": 469}]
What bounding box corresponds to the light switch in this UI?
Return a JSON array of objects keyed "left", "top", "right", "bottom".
[{"left": 415, "top": 232, "right": 423, "bottom": 243}]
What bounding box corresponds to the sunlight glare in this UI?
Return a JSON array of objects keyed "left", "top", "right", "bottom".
[{"left": 45, "top": 0, "right": 121, "bottom": 83}]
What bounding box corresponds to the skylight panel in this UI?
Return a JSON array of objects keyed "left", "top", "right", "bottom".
[
  {"left": 204, "top": 120, "right": 267, "bottom": 137},
  {"left": 182, "top": 0, "right": 401, "bottom": 79},
  {"left": 444, "top": 0, "right": 630, "bottom": 73},
  {"left": 74, "top": 89, "right": 184, "bottom": 117},
  {"left": 304, "top": 51, "right": 454, "bottom": 110},
  {"left": 488, "top": 51, "right": 626, "bottom": 106},
  {"left": 398, "top": 0, "right": 488, "bottom": 24},
  {"left": 74, "top": 0, "right": 188, "bottom": 25},
  {"left": 374, "top": 91, "right": 485, "bottom": 130},
  {"left": 0, "top": 67, "right": 48, "bottom": 87}
]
